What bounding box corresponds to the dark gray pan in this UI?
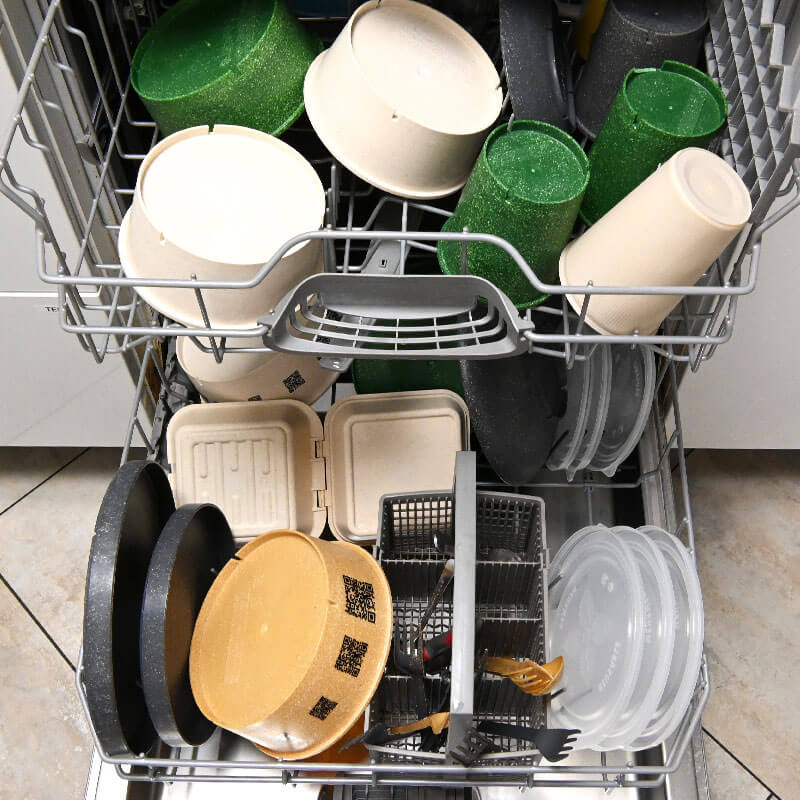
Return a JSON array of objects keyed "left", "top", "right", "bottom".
[
  {"left": 82, "top": 461, "right": 175, "bottom": 755},
  {"left": 140, "top": 503, "right": 235, "bottom": 747}
]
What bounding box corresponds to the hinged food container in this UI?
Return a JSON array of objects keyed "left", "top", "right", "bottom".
[{"left": 166, "top": 390, "right": 470, "bottom": 543}]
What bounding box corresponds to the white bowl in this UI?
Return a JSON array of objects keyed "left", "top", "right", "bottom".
[
  {"left": 177, "top": 337, "right": 339, "bottom": 404},
  {"left": 119, "top": 125, "right": 325, "bottom": 329},
  {"left": 304, "top": 0, "right": 502, "bottom": 199}
]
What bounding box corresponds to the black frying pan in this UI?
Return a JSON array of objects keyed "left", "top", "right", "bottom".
[
  {"left": 82, "top": 461, "right": 175, "bottom": 755},
  {"left": 140, "top": 504, "right": 235, "bottom": 747}
]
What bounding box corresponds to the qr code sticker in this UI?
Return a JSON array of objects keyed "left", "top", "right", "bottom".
[
  {"left": 334, "top": 635, "right": 368, "bottom": 677},
  {"left": 283, "top": 370, "right": 306, "bottom": 394},
  {"left": 309, "top": 695, "right": 338, "bottom": 721},
  {"left": 343, "top": 575, "right": 376, "bottom": 623}
]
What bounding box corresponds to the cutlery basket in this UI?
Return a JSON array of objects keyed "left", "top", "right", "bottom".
[{"left": 370, "top": 468, "right": 548, "bottom": 763}]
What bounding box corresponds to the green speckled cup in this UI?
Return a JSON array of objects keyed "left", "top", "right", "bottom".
[
  {"left": 352, "top": 359, "right": 465, "bottom": 398},
  {"left": 131, "top": 0, "right": 321, "bottom": 136},
  {"left": 580, "top": 61, "right": 727, "bottom": 225},
  {"left": 438, "top": 120, "right": 589, "bottom": 308}
]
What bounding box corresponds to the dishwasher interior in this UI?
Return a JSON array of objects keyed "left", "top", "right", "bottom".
[{"left": 2, "top": 0, "right": 799, "bottom": 797}]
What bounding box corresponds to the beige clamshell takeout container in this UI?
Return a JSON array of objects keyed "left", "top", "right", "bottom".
[
  {"left": 119, "top": 125, "right": 325, "bottom": 329},
  {"left": 304, "top": 0, "right": 502, "bottom": 199}
]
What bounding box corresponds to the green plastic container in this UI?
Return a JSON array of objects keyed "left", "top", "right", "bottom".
[
  {"left": 131, "top": 0, "right": 320, "bottom": 136},
  {"left": 438, "top": 120, "right": 589, "bottom": 309},
  {"left": 580, "top": 61, "right": 728, "bottom": 226},
  {"left": 352, "top": 359, "right": 465, "bottom": 398}
]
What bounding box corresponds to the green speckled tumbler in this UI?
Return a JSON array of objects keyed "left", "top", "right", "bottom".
[
  {"left": 131, "top": 0, "right": 321, "bottom": 136},
  {"left": 580, "top": 61, "right": 727, "bottom": 225},
  {"left": 438, "top": 120, "right": 589, "bottom": 308},
  {"left": 352, "top": 359, "right": 465, "bottom": 398}
]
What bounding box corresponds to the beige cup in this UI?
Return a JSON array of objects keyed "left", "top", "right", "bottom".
[
  {"left": 176, "top": 337, "right": 339, "bottom": 404},
  {"left": 189, "top": 530, "right": 392, "bottom": 759},
  {"left": 119, "top": 125, "right": 325, "bottom": 329},
  {"left": 304, "top": 0, "right": 502, "bottom": 199},
  {"left": 560, "top": 148, "right": 752, "bottom": 335}
]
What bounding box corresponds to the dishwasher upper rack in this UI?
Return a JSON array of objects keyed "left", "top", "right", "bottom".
[
  {"left": 76, "top": 334, "right": 710, "bottom": 790},
  {"left": 1, "top": 0, "right": 798, "bottom": 372}
]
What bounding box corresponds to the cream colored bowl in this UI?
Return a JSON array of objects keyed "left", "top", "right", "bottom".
[
  {"left": 119, "top": 125, "right": 325, "bottom": 329},
  {"left": 304, "top": 0, "right": 502, "bottom": 199}
]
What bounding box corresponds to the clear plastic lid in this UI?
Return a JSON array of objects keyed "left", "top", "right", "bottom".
[
  {"left": 548, "top": 527, "right": 645, "bottom": 749},
  {"left": 629, "top": 526, "right": 704, "bottom": 750},
  {"left": 547, "top": 347, "right": 593, "bottom": 471},
  {"left": 567, "top": 344, "right": 612, "bottom": 480},
  {"left": 590, "top": 345, "right": 656, "bottom": 477},
  {"left": 548, "top": 524, "right": 604, "bottom": 577},
  {"left": 596, "top": 528, "right": 676, "bottom": 751}
]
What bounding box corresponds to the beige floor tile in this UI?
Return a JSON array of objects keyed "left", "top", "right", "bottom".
[
  {"left": 0, "top": 582, "right": 91, "bottom": 800},
  {"left": 704, "top": 734, "right": 770, "bottom": 800},
  {"left": 0, "top": 448, "right": 122, "bottom": 663},
  {"left": 0, "top": 447, "right": 84, "bottom": 512},
  {"left": 689, "top": 450, "right": 799, "bottom": 800}
]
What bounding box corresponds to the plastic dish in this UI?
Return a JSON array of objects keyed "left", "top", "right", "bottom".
[
  {"left": 119, "top": 125, "right": 325, "bottom": 329},
  {"left": 548, "top": 526, "right": 646, "bottom": 749},
  {"left": 630, "top": 526, "right": 704, "bottom": 750},
  {"left": 304, "top": 0, "right": 502, "bottom": 198},
  {"left": 177, "top": 337, "right": 339, "bottom": 404},
  {"left": 566, "top": 344, "right": 612, "bottom": 480},
  {"left": 189, "top": 529, "right": 392, "bottom": 759},
  {"left": 546, "top": 347, "right": 593, "bottom": 472},
  {"left": 590, "top": 345, "right": 656, "bottom": 476},
  {"left": 548, "top": 524, "right": 605, "bottom": 577},
  {"left": 597, "top": 527, "right": 676, "bottom": 751}
]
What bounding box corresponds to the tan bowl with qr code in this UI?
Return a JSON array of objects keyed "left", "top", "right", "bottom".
[{"left": 189, "top": 529, "right": 392, "bottom": 759}]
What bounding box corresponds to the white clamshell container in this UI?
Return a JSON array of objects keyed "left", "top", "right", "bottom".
[
  {"left": 119, "top": 125, "right": 325, "bottom": 329},
  {"left": 304, "top": 0, "right": 502, "bottom": 199}
]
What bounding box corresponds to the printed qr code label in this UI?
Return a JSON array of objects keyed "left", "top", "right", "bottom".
[
  {"left": 343, "top": 575, "right": 376, "bottom": 623},
  {"left": 309, "top": 695, "right": 338, "bottom": 721},
  {"left": 334, "top": 635, "right": 368, "bottom": 677},
  {"left": 283, "top": 370, "right": 306, "bottom": 393}
]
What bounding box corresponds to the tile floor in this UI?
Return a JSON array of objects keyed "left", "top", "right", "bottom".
[{"left": 0, "top": 447, "right": 794, "bottom": 800}]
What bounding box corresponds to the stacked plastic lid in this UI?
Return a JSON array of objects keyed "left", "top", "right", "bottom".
[
  {"left": 548, "top": 523, "right": 703, "bottom": 751},
  {"left": 547, "top": 344, "right": 656, "bottom": 480}
]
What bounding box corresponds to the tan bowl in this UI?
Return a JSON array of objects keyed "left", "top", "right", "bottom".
[
  {"left": 189, "top": 530, "right": 392, "bottom": 759},
  {"left": 177, "top": 337, "right": 339, "bottom": 404},
  {"left": 560, "top": 148, "right": 751, "bottom": 336},
  {"left": 119, "top": 125, "right": 325, "bottom": 329},
  {"left": 304, "top": 0, "right": 502, "bottom": 199}
]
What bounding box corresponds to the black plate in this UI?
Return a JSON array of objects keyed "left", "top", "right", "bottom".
[
  {"left": 461, "top": 351, "right": 566, "bottom": 484},
  {"left": 140, "top": 504, "right": 235, "bottom": 747},
  {"left": 500, "top": 0, "right": 571, "bottom": 131},
  {"left": 82, "top": 461, "right": 175, "bottom": 755}
]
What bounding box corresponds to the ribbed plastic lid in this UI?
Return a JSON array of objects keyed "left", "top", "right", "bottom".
[
  {"left": 630, "top": 526, "right": 704, "bottom": 750},
  {"left": 547, "top": 348, "right": 593, "bottom": 471},
  {"left": 597, "top": 528, "right": 676, "bottom": 750},
  {"left": 548, "top": 527, "right": 646, "bottom": 748},
  {"left": 591, "top": 345, "right": 656, "bottom": 477},
  {"left": 567, "top": 344, "right": 612, "bottom": 479}
]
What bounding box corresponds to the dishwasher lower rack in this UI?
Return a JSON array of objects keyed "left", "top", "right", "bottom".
[
  {"left": 2, "top": 0, "right": 799, "bottom": 372},
  {"left": 74, "top": 347, "right": 710, "bottom": 790}
]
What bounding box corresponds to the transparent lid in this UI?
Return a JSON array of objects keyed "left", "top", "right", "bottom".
[
  {"left": 591, "top": 345, "right": 656, "bottom": 477},
  {"left": 548, "top": 524, "right": 604, "bottom": 577},
  {"left": 567, "top": 344, "right": 612, "bottom": 480},
  {"left": 629, "top": 526, "right": 704, "bottom": 750},
  {"left": 548, "top": 527, "right": 646, "bottom": 748},
  {"left": 547, "top": 347, "right": 593, "bottom": 471},
  {"left": 597, "top": 528, "right": 676, "bottom": 750}
]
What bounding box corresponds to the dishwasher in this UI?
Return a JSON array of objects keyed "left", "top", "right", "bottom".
[{"left": 0, "top": 0, "right": 797, "bottom": 798}]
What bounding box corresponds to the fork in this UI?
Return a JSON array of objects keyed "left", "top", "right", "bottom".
[{"left": 485, "top": 656, "right": 564, "bottom": 695}]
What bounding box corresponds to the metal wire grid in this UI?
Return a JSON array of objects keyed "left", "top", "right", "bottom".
[{"left": 1, "top": 0, "right": 797, "bottom": 371}]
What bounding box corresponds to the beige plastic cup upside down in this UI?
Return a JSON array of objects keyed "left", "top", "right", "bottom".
[{"left": 559, "top": 148, "right": 752, "bottom": 336}]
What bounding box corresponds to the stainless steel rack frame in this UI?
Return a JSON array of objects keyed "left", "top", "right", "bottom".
[
  {"left": 1, "top": 0, "right": 798, "bottom": 372},
  {"left": 73, "top": 340, "right": 710, "bottom": 790}
]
